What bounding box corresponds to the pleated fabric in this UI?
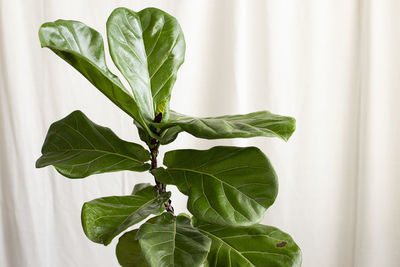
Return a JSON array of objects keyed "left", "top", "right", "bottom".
[{"left": 0, "top": 0, "right": 399, "bottom": 266}]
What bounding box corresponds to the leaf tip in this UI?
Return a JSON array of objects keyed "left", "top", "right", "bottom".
[
  {"left": 35, "top": 157, "right": 44, "bottom": 168},
  {"left": 281, "top": 116, "right": 296, "bottom": 142},
  {"left": 80, "top": 202, "right": 90, "bottom": 233},
  {"left": 81, "top": 201, "right": 110, "bottom": 245},
  {"left": 38, "top": 23, "right": 49, "bottom": 48}
]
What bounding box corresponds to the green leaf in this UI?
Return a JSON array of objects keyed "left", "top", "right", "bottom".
[
  {"left": 159, "top": 125, "right": 182, "bottom": 145},
  {"left": 152, "top": 146, "right": 278, "bottom": 226},
  {"left": 107, "top": 7, "right": 185, "bottom": 120},
  {"left": 135, "top": 118, "right": 182, "bottom": 146},
  {"left": 136, "top": 213, "right": 211, "bottom": 267},
  {"left": 116, "top": 229, "right": 148, "bottom": 267},
  {"left": 152, "top": 110, "right": 296, "bottom": 142},
  {"left": 81, "top": 185, "right": 170, "bottom": 245},
  {"left": 38, "top": 20, "right": 153, "bottom": 135},
  {"left": 196, "top": 222, "right": 302, "bottom": 267},
  {"left": 132, "top": 183, "right": 153, "bottom": 195},
  {"left": 131, "top": 183, "right": 166, "bottom": 214},
  {"left": 36, "top": 110, "right": 151, "bottom": 178}
]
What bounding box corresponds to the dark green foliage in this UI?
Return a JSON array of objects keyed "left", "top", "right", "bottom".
[
  {"left": 36, "top": 7, "right": 301, "bottom": 267},
  {"left": 153, "top": 146, "right": 278, "bottom": 226}
]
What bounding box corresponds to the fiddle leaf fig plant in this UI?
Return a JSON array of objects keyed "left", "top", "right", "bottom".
[{"left": 36, "top": 7, "right": 302, "bottom": 267}]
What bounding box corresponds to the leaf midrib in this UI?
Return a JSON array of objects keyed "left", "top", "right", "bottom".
[
  {"left": 44, "top": 44, "right": 129, "bottom": 95},
  {"left": 87, "top": 193, "right": 165, "bottom": 243},
  {"left": 201, "top": 227, "right": 298, "bottom": 265},
  {"left": 198, "top": 229, "right": 254, "bottom": 267},
  {"left": 43, "top": 148, "right": 146, "bottom": 164},
  {"left": 152, "top": 111, "right": 291, "bottom": 140},
  {"left": 167, "top": 167, "right": 269, "bottom": 206},
  {"left": 43, "top": 42, "right": 154, "bottom": 135},
  {"left": 88, "top": 196, "right": 156, "bottom": 225}
]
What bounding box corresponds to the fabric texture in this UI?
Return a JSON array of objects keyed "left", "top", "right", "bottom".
[{"left": 1, "top": 0, "right": 399, "bottom": 266}]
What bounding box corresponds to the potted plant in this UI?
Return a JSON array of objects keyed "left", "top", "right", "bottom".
[{"left": 36, "top": 7, "right": 301, "bottom": 266}]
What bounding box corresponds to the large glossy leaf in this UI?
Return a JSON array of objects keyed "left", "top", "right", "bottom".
[
  {"left": 136, "top": 213, "right": 211, "bottom": 267},
  {"left": 196, "top": 222, "right": 302, "bottom": 267},
  {"left": 38, "top": 20, "right": 153, "bottom": 135},
  {"left": 107, "top": 7, "right": 185, "bottom": 121},
  {"left": 82, "top": 185, "right": 170, "bottom": 245},
  {"left": 152, "top": 110, "right": 296, "bottom": 142},
  {"left": 116, "top": 230, "right": 148, "bottom": 267},
  {"left": 152, "top": 146, "right": 278, "bottom": 226},
  {"left": 36, "top": 110, "right": 150, "bottom": 178}
]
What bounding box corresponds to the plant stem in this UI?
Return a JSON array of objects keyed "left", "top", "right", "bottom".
[{"left": 149, "top": 114, "right": 174, "bottom": 214}]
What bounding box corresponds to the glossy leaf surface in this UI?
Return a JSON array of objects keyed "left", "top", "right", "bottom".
[
  {"left": 116, "top": 230, "right": 148, "bottom": 267},
  {"left": 36, "top": 110, "right": 150, "bottom": 178},
  {"left": 153, "top": 146, "right": 278, "bottom": 225},
  {"left": 38, "top": 20, "right": 151, "bottom": 133},
  {"left": 137, "top": 213, "right": 211, "bottom": 267},
  {"left": 39, "top": 7, "right": 302, "bottom": 267},
  {"left": 107, "top": 7, "right": 185, "bottom": 120},
  {"left": 152, "top": 110, "right": 296, "bottom": 142},
  {"left": 132, "top": 183, "right": 153, "bottom": 195},
  {"left": 197, "top": 223, "right": 302, "bottom": 267},
  {"left": 158, "top": 125, "right": 182, "bottom": 144},
  {"left": 82, "top": 185, "right": 170, "bottom": 245}
]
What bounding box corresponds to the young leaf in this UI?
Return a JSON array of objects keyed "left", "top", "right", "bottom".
[
  {"left": 135, "top": 118, "right": 182, "bottom": 146},
  {"left": 38, "top": 20, "right": 152, "bottom": 134},
  {"left": 116, "top": 230, "right": 148, "bottom": 267},
  {"left": 81, "top": 185, "right": 170, "bottom": 245},
  {"left": 152, "top": 110, "right": 296, "bottom": 142},
  {"left": 36, "top": 110, "right": 151, "bottom": 178},
  {"left": 107, "top": 7, "right": 185, "bottom": 120},
  {"left": 131, "top": 183, "right": 153, "bottom": 195},
  {"left": 196, "top": 222, "right": 302, "bottom": 267},
  {"left": 152, "top": 146, "right": 278, "bottom": 226},
  {"left": 136, "top": 213, "right": 211, "bottom": 267},
  {"left": 159, "top": 125, "right": 182, "bottom": 145}
]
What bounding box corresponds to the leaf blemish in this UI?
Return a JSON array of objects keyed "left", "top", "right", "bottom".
[{"left": 276, "top": 241, "right": 287, "bottom": 247}]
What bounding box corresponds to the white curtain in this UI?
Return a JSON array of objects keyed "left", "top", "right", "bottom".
[{"left": 1, "top": 0, "right": 399, "bottom": 266}]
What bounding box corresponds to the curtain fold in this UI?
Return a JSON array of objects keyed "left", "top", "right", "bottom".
[{"left": 1, "top": 0, "right": 399, "bottom": 266}]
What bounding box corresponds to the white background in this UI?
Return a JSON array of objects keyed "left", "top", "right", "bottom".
[{"left": 1, "top": 0, "right": 400, "bottom": 266}]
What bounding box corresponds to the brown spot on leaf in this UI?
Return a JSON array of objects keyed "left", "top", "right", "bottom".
[{"left": 276, "top": 241, "right": 287, "bottom": 247}]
